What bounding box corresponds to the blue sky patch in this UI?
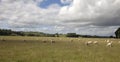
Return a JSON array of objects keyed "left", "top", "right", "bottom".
[{"left": 39, "top": 0, "right": 70, "bottom": 8}]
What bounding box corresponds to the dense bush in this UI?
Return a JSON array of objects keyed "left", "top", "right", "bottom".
[
  {"left": 66, "top": 33, "right": 79, "bottom": 37},
  {"left": 115, "top": 27, "right": 120, "bottom": 38}
]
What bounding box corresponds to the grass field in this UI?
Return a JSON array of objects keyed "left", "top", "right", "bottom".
[{"left": 0, "top": 36, "right": 120, "bottom": 62}]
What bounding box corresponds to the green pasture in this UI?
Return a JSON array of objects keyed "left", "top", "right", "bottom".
[{"left": 0, "top": 36, "right": 120, "bottom": 62}]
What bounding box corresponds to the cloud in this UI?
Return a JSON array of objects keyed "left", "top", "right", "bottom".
[
  {"left": 59, "top": 0, "right": 120, "bottom": 26},
  {"left": 0, "top": 0, "right": 120, "bottom": 36},
  {"left": 0, "top": 0, "right": 60, "bottom": 28},
  {"left": 58, "top": 0, "right": 120, "bottom": 35}
]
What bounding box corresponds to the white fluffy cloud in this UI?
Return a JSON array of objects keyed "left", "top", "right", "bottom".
[
  {"left": 58, "top": 0, "right": 120, "bottom": 36},
  {"left": 59, "top": 0, "right": 120, "bottom": 25},
  {"left": 0, "top": 0, "right": 60, "bottom": 28},
  {"left": 0, "top": 0, "right": 120, "bottom": 36}
]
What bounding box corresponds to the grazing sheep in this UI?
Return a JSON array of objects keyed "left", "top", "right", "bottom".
[
  {"left": 1, "top": 38, "right": 5, "bottom": 41},
  {"left": 78, "top": 39, "right": 81, "bottom": 41},
  {"left": 36, "top": 38, "right": 39, "bottom": 41},
  {"left": 85, "top": 41, "right": 93, "bottom": 46},
  {"left": 52, "top": 41, "right": 55, "bottom": 43},
  {"left": 70, "top": 39, "right": 73, "bottom": 42},
  {"left": 59, "top": 38, "right": 62, "bottom": 40},
  {"left": 93, "top": 41, "right": 98, "bottom": 44},
  {"left": 106, "top": 39, "right": 110, "bottom": 43},
  {"left": 106, "top": 41, "right": 113, "bottom": 47},
  {"left": 118, "top": 41, "right": 120, "bottom": 43},
  {"left": 50, "top": 39, "right": 55, "bottom": 43}
]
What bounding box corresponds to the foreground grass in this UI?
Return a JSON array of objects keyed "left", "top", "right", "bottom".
[{"left": 0, "top": 36, "right": 120, "bottom": 62}]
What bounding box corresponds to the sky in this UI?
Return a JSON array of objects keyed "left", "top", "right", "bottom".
[{"left": 0, "top": 0, "right": 120, "bottom": 36}]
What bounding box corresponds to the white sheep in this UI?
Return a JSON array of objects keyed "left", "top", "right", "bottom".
[
  {"left": 70, "top": 39, "right": 74, "bottom": 42},
  {"left": 106, "top": 41, "right": 113, "bottom": 47},
  {"left": 50, "top": 39, "right": 55, "bottom": 43},
  {"left": 85, "top": 41, "right": 93, "bottom": 46},
  {"left": 1, "top": 38, "right": 5, "bottom": 41},
  {"left": 93, "top": 41, "right": 98, "bottom": 44},
  {"left": 36, "top": 38, "right": 39, "bottom": 41},
  {"left": 106, "top": 39, "right": 110, "bottom": 43},
  {"left": 118, "top": 41, "right": 120, "bottom": 43},
  {"left": 59, "top": 38, "right": 62, "bottom": 40}
]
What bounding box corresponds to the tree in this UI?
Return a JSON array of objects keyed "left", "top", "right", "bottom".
[
  {"left": 66, "top": 33, "right": 79, "bottom": 37},
  {"left": 0, "top": 29, "right": 12, "bottom": 35},
  {"left": 115, "top": 27, "right": 120, "bottom": 38},
  {"left": 55, "top": 33, "right": 59, "bottom": 37}
]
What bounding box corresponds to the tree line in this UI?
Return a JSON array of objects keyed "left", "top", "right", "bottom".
[
  {"left": 0, "top": 28, "right": 120, "bottom": 38},
  {"left": 0, "top": 29, "right": 55, "bottom": 37}
]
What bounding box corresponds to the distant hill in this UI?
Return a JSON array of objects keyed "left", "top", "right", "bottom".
[
  {"left": 0, "top": 29, "right": 55, "bottom": 37},
  {"left": 0, "top": 29, "right": 114, "bottom": 38}
]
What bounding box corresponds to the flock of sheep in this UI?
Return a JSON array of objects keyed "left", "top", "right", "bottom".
[
  {"left": 0, "top": 38, "right": 56, "bottom": 43},
  {"left": 0, "top": 38, "right": 120, "bottom": 47},
  {"left": 42, "top": 39, "right": 55, "bottom": 43},
  {"left": 25, "top": 38, "right": 120, "bottom": 47},
  {"left": 85, "top": 39, "right": 120, "bottom": 47}
]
